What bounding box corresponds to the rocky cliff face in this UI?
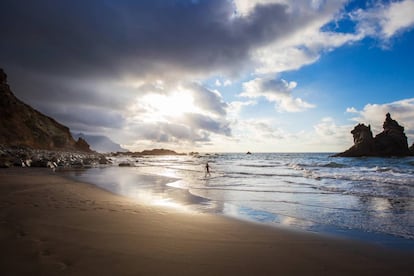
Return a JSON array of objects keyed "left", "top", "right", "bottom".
[
  {"left": 0, "top": 68, "right": 91, "bottom": 152},
  {"left": 335, "top": 113, "right": 413, "bottom": 157}
]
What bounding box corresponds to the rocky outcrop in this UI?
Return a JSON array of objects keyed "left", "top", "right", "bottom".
[
  {"left": 0, "top": 68, "right": 91, "bottom": 152},
  {"left": 335, "top": 113, "right": 412, "bottom": 157},
  {"left": 72, "top": 133, "right": 128, "bottom": 153},
  {"left": 75, "top": 137, "right": 91, "bottom": 152}
]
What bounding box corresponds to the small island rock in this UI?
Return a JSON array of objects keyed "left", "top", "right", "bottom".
[{"left": 335, "top": 113, "right": 412, "bottom": 157}]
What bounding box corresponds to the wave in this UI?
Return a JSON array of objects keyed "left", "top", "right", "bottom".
[
  {"left": 315, "top": 172, "right": 414, "bottom": 186},
  {"left": 237, "top": 163, "right": 280, "bottom": 168},
  {"left": 320, "top": 162, "right": 348, "bottom": 168},
  {"left": 191, "top": 186, "right": 334, "bottom": 195},
  {"left": 222, "top": 171, "right": 304, "bottom": 179}
]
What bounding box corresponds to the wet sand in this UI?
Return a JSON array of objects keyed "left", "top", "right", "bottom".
[{"left": 1, "top": 168, "right": 413, "bottom": 275}]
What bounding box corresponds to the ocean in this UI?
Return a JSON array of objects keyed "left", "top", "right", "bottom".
[{"left": 64, "top": 153, "right": 414, "bottom": 248}]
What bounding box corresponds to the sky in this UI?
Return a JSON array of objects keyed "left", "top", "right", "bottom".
[{"left": 1, "top": 0, "right": 414, "bottom": 152}]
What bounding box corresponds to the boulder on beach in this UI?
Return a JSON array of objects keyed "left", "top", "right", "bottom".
[{"left": 335, "top": 113, "right": 412, "bottom": 157}]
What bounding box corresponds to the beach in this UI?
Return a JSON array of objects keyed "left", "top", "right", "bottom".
[{"left": 1, "top": 168, "right": 413, "bottom": 275}]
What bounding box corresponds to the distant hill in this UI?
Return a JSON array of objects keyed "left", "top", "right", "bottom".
[
  {"left": 0, "top": 68, "right": 91, "bottom": 152},
  {"left": 73, "top": 133, "right": 128, "bottom": 153},
  {"left": 111, "top": 148, "right": 185, "bottom": 156},
  {"left": 139, "top": 148, "right": 185, "bottom": 155}
]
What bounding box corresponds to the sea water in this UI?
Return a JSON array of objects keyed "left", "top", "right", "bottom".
[{"left": 64, "top": 153, "right": 414, "bottom": 247}]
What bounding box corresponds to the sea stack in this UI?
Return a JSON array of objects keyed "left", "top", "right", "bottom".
[{"left": 335, "top": 113, "right": 412, "bottom": 157}]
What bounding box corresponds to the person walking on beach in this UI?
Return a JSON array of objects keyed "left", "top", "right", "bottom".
[{"left": 205, "top": 162, "right": 211, "bottom": 177}]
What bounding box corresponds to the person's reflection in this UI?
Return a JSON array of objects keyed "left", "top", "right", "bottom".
[{"left": 388, "top": 198, "right": 408, "bottom": 214}]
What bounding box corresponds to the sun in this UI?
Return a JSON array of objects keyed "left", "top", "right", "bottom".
[{"left": 141, "top": 92, "right": 199, "bottom": 121}]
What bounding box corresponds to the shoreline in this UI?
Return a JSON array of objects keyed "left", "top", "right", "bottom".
[
  {"left": 1, "top": 168, "right": 413, "bottom": 275},
  {"left": 60, "top": 166, "right": 414, "bottom": 250}
]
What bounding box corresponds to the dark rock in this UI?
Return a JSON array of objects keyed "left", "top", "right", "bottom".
[
  {"left": 99, "top": 156, "right": 111, "bottom": 164},
  {"left": 0, "top": 69, "right": 7, "bottom": 85},
  {"left": 82, "top": 158, "right": 94, "bottom": 166},
  {"left": 12, "top": 158, "right": 23, "bottom": 167},
  {"left": 0, "top": 157, "right": 12, "bottom": 168},
  {"left": 336, "top": 124, "right": 375, "bottom": 157},
  {"left": 70, "top": 159, "right": 84, "bottom": 168},
  {"left": 75, "top": 137, "right": 91, "bottom": 152},
  {"left": 31, "top": 158, "right": 49, "bottom": 167},
  {"left": 374, "top": 113, "right": 409, "bottom": 156},
  {"left": 335, "top": 113, "right": 412, "bottom": 157}
]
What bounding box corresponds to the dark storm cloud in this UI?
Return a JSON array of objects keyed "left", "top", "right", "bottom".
[
  {"left": 0, "top": 0, "right": 294, "bottom": 78},
  {"left": 0, "top": 0, "right": 309, "bottom": 141},
  {"left": 6, "top": 71, "right": 130, "bottom": 110},
  {"left": 41, "top": 104, "right": 125, "bottom": 131}
]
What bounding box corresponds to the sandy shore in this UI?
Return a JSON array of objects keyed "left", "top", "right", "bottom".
[{"left": 1, "top": 168, "right": 413, "bottom": 275}]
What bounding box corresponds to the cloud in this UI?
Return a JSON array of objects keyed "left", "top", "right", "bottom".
[
  {"left": 0, "top": 0, "right": 302, "bottom": 79},
  {"left": 123, "top": 121, "right": 210, "bottom": 147},
  {"left": 240, "top": 78, "right": 315, "bottom": 112},
  {"left": 223, "top": 118, "right": 292, "bottom": 151},
  {"left": 346, "top": 98, "right": 414, "bottom": 144},
  {"left": 250, "top": 0, "right": 363, "bottom": 74},
  {"left": 233, "top": 0, "right": 284, "bottom": 16},
  {"left": 252, "top": 0, "right": 414, "bottom": 75},
  {"left": 180, "top": 113, "right": 231, "bottom": 136},
  {"left": 0, "top": 0, "right": 315, "bottom": 147},
  {"left": 187, "top": 84, "right": 228, "bottom": 116},
  {"left": 215, "top": 79, "right": 232, "bottom": 87},
  {"left": 346, "top": 107, "right": 358, "bottom": 113},
  {"left": 44, "top": 104, "right": 126, "bottom": 134},
  {"left": 1, "top": 0, "right": 413, "bottom": 151},
  {"left": 227, "top": 100, "right": 257, "bottom": 118},
  {"left": 0, "top": 0, "right": 367, "bottom": 80},
  {"left": 119, "top": 81, "right": 231, "bottom": 147},
  {"left": 313, "top": 117, "right": 351, "bottom": 140},
  {"left": 121, "top": 111, "right": 231, "bottom": 149},
  {"left": 351, "top": 0, "right": 414, "bottom": 40},
  {"left": 225, "top": 116, "right": 351, "bottom": 152},
  {"left": 2, "top": 0, "right": 412, "bottom": 85}
]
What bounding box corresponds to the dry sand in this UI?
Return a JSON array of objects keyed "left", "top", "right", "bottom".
[{"left": 1, "top": 168, "right": 413, "bottom": 275}]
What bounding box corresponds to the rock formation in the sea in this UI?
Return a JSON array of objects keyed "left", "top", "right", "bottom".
[
  {"left": 0, "top": 68, "right": 91, "bottom": 152},
  {"left": 335, "top": 113, "right": 412, "bottom": 157}
]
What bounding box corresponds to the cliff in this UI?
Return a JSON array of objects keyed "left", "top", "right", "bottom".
[{"left": 0, "top": 68, "right": 91, "bottom": 152}]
